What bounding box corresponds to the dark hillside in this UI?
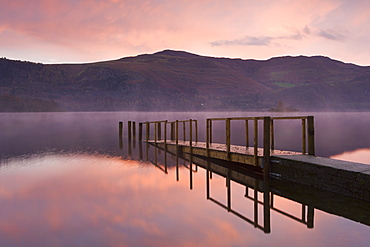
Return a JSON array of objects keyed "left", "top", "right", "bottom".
[{"left": 0, "top": 50, "right": 369, "bottom": 111}]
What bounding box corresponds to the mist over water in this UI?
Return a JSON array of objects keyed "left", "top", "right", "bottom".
[
  {"left": 1, "top": 111, "right": 369, "bottom": 159},
  {"left": 0, "top": 111, "right": 369, "bottom": 246}
]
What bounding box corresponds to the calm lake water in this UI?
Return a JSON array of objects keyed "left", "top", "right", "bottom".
[{"left": 0, "top": 111, "right": 369, "bottom": 246}]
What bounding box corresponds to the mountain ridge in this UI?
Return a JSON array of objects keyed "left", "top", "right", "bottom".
[{"left": 0, "top": 50, "right": 369, "bottom": 111}]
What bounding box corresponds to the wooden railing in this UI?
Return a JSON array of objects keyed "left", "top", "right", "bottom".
[{"left": 127, "top": 119, "right": 198, "bottom": 145}]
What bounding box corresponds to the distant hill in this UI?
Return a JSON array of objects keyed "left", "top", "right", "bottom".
[
  {"left": 0, "top": 50, "right": 369, "bottom": 111},
  {"left": 0, "top": 95, "right": 63, "bottom": 112}
]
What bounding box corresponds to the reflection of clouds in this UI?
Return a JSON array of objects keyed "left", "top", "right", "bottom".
[
  {"left": 0, "top": 153, "right": 251, "bottom": 246},
  {"left": 0, "top": 153, "right": 368, "bottom": 246},
  {"left": 331, "top": 148, "right": 370, "bottom": 165}
]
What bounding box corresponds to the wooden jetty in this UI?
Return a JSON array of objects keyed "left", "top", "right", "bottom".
[
  {"left": 147, "top": 143, "right": 370, "bottom": 232},
  {"left": 121, "top": 116, "right": 370, "bottom": 201}
]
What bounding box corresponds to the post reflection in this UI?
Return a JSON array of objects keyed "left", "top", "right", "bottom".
[
  {"left": 133, "top": 141, "right": 320, "bottom": 234},
  {"left": 121, "top": 133, "right": 370, "bottom": 235}
]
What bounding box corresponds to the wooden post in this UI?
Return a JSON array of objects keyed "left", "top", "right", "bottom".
[
  {"left": 307, "top": 206, "right": 314, "bottom": 228},
  {"left": 209, "top": 120, "right": 213, "bottom": 144},
  {"left": 164, "top": 121, "right": 167, "bottom": 145},
  {"left": 206, "top": 119, "right": 210, "bottom": 157},
  {"left": 302, "top": 119, "right": 306, "bottom": 154},
  {"left": 307, "top": 116, "right": 315, "bottom": 155},
  {"left": 119, "top": 122, "right": 123, "bottom": 150},
  {"left": 245, "top": 120, "right": 249, "bottom": 149},
  {"left": 139, "top": 122, "right": 143, "bottom": 141},
  {"left": 175, "top": 120, "right": 179, "bottom": 146},
  {"left": 189, "top": 119, "right": 193, "bottom": 153},
  {"left": 157, "top": 122, "right": 161, "bottom": 141},
  {"left": 128, "top": 121, "right": 132, "bottom": 139},
  {"left": 270, "top": 119, "right": 274, "bottom": 151},
  {"left": 146, "top": 122, "right": 149, "bottom": 142},
  {"left": 119, "top": 122, "right": 123, "bottom": 137},
  {"left": 195, "top": 120, "right": 198, "bottom": 143},
  {"left": 254, "top": 118, "right": 258, "bottom": 166},
  {"left": 132, "top": 121, "right": 136, "bottom": 140},
  {"left": 226, "top": 118, "right": 231, "bottom": 160},
  {"left": 263, "top": 117, "right": 271, "bottom": 178}
]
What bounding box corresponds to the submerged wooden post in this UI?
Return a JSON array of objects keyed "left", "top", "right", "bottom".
[
  {"left": 226, "top": 118, "right": 231, "bottom": 160},
  {"left": 119, "top": 122, "right": 123, "bottom": 137},
  {"left": 307, "top": 116, "right": 315, "bottom": 156},
  {"left": 307, "top": 206, "right": 314, "bottom": 228},
  {"left": 132, "top": 121, "right": 136, "bottom": 140},
  {"left": 175, "top": 120, "right": 179, "bottom": 146},
  {"left": 139, "top": 122, "right": 143, "bottom": 141},
  {"left": 302, "top": 119, "right": 307, "bottom": 154},
  {"left": 128, "top": 121, "right": 132, "bottom": 139},
  {"left": 209, "top": 120, "right": 213, "bottom": 144},
  {"left": 119, "top": 122, "right": 123, "bottom": 150},
  {"left": 263, "top": 116, "right": 271, "bottom": 178},
  {"left": 254, "top": 118, "right": 258, "bottom": 166},
  {"left": 146, "top": 122, "right": 149, "bottom": 142}
]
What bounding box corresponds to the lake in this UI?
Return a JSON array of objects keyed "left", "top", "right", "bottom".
[{"left": 0, "top": 111, "right": 369, "bottom": 246}]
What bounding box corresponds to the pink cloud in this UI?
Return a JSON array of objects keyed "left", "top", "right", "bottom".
[{"left": 0, "top": 0, "right": 369, "bottom": 65}]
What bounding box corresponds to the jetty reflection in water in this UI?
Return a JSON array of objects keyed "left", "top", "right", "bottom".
[{"left": 0, "top": 148, "right": 369, "bottom": 246}]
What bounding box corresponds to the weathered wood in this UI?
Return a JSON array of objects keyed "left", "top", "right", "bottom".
[
  {"left": 139, "top": 122, "right": 143, "bottom": 141},
  {"left": 209, "top": 120, "right": 213, "bottom": 144},
  {"left": 128, "top": 121, "right": 132, "bottom": 139},
  {"left": 245, "top": 120, "right": 249, "bottom": 148},
  {"left": 206, "top": 119, "right": 210, "bottom": 156},
  {"left": 226, "top": 118, "right": 231, "bottom": 160},
  {"left": 132, "top": 121, "right": 136, "bottom": 140},
  {"left": 307, "top": 116, "right": 315, "bottom": 155},
  {"left": 154, "top": 121, "right": 157, "bottom": 143},
  {"left": 146, "top": 122, "right": 149, "bottom": 142},
  {"left": 157, "top": 122, "right": 161, "bottom": 141},
  {"left": 263, "top": 117, "right": 271, "bottom": 178},
  {"left": 307, "top": 206, "right": 314, "bottom": 228},
  {"left": 164, "top": 120, "right": 167, "bottom": 144},
  {"left": 119, "top": 122, "right": 123, "bottom": 137},
  {"left": 175, "top": 120, "right": 179, "bottom": 146},
  {"left": 189, "top": 119, "right": 193, "bottom": 153},
  {"left": 254, "top": 118, "right": 258, "bottom": 166},
  {"left": 195, "top": 120, "right": 198, "bottom": 143},
  {"left": 302, "top": 119, "right": 306, "bottom": 154},
  {"left": 270, "top": 119, "right": 274, "bottom": 151},
  {"left": 119, "top": 122, "right": 123, "bottom": 150}
]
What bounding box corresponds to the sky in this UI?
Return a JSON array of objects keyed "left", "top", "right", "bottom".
[{"left": 0, "top": 0, "right": 369, "bottom": 65}]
